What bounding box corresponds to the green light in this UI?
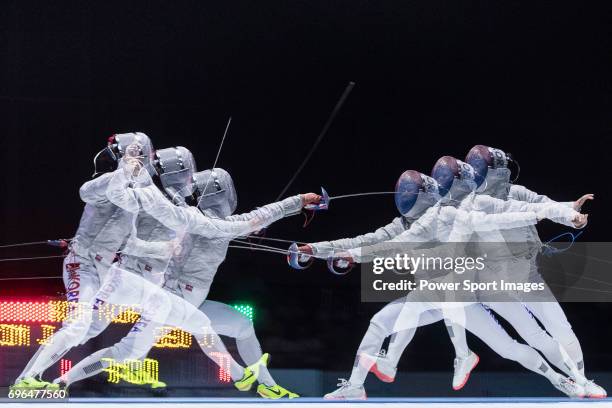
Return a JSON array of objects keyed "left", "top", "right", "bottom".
[{"left": 232, "top": 304, "right": 254, "bottom": 321}]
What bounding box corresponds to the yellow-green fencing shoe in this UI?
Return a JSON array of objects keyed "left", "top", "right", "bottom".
[
  {"left": 46, "top": 382, "right": 60, "bottom": 391},
  {"left": 234, "top": 367, "right": 257, "bottom": 392},
  {"left": 257, "top": 383, "right": 299, "bottom": 399},
  {"left": 150, "top": 380, "right": 167, "bottom": 390},
  {"left": 234, "top": 353, "right": 269, "bottom": 392},
  {"left": 11, "top": 377, "right": 59, "bottom": 390}
]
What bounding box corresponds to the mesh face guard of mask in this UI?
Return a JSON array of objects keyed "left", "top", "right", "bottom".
[
  {"left": 431, "top": 156, "right": 477, "bottom": 202},
  {"left": 154, "top": 146, "right": 197, "bottom": 204},
  {"left": 465, "top": 144, "right": 520, "bottom": 187},
  {"left": 192, "top": 168, "right": 238, "bottom": 218},
  {"left": 431, "top": 156, "right": 459, "bottom": 197},
  {"left": 450, "top": 159, "right": 478, "bottom": 201},
  {"left": 395, "top": 170, "right": 441, "bottom": 218},
  {"left": 92, "top": 132, "right": 154, "bottom": 178}
]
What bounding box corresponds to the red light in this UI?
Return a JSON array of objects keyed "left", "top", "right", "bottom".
[
  {"left": 60, "top": 359, "right": 72, "bottom": 380},
  {"left": 210, "top": 352, "right": 231, "bottom": 383},
  {"left": 0, "top": 301, "right": 58, "bottom": 323}
]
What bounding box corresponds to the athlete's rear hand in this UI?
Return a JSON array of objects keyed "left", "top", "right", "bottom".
[
  {"left": 572, "top": 213, "right": 588, "bottom": 229},
  {"left": 573, "top": 194, "right": 594, "bottom": 211}
]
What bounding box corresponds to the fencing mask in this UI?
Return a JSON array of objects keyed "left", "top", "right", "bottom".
[
  {"left": 154, "top": 146, "right": 197, "bottom": 204},
  {"left": 431, "top": 156, "right": 477, "bottom": 203},
  {"left": 92, "top": 132, "right": 154, "bottom": 178},
  {"left": 395, "top": 170, "right": 441, "bottom": 220},
  {"left": 465, "top": 145, "right": 513, "bottom": 200},
  {"left": 192, "top": 168, "right": 238, "bottom": 218}
]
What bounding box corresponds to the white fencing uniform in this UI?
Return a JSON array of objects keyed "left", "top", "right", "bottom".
[
  {"left": 385, "top": 192, "right": 586, "bottom": 382},
  {"left": 343, "top": 201, "right": 577, "bottom": 389},
  {"left": 507, "top": 185, "right": 585, "bottom": 375},
  {"left": 378, "top": 191, "right": 584, "bottom": 382},
  {"left": 16, "top": 171, "right": 133, "bottom": 382},
  {"left": 56, "top": 169, "right": 303, "bottom": 386}
]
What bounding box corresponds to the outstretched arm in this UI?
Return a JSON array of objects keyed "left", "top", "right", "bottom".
[
  {"left": 509, "top": 184, "right": 578, "bottom": 208},
  {"left": 134, "top": 186, "right": 314, "bottom": 239},
  {"left": 345, "top": 209, "right": 538, "bottom": 264},
  {"left": 304, "top": 217, "right": 409, "bottom": 259},
  {"left": 225, "top": 196, "right": 303, "bottom": 223},
  {"left": 338, "top": 211, "right": 438, "bottom": 263},
  {"left": 475, "top": 195, "right": 584, "bottom": 228},
  {"left": 462, "top": 208, "right": 539, "bottom": 232}
]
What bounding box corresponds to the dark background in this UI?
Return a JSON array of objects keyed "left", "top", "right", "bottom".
[{"left": 1, "top": 0, "right": 611, "bottom": 395}]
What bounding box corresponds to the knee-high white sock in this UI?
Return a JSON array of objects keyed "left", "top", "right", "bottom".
[
  {"left": 562, "top": 339, "right": 585, "bottom": 376},
  {"left": 236, "top": 334, "right": 276, "bottom": 386},
  {"left": 18, "top": 329, "right": 83, "bottom": 381},
  {"left": 521, "top": 329, "right": 587, "bottom": 384},
  {"left": 18, "top": 345, "right": 69, "bottom": 382},
  {"left": 178, "top": 304, "right": 247, "bottom": 382},
  {"left": 504, "top": 341, "right": 562, "bottom": 384},
  {"left": 195, "top": 333, "right": 245, "bottom": 381},
  {"left": 20, "top": 310, "right": 110, "bottom": 381},
  {"left": 55, "top": 348, "right": 114, "bottom": 385},
  {"left": 348, "top": 322, "right": 387, "bottom": 386},
  {"left": 463, "top": 304, "right": 563, "bottom": 386},
  {"left": 386, "top": 328, "right": 416, "bottom": 367},
  {"left": 445, "top": 320, "right": 470, "bottom": 359},
  {"left": 539, "top": 359, "right": 564, "bottom": 385},
  {"left": 525, "top": 301, "right": 585, "bottom": 376}
]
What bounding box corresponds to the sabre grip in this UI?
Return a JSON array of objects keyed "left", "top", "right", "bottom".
[{"left": 303, "top": 187, "right": 329, "bottom": 211}]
